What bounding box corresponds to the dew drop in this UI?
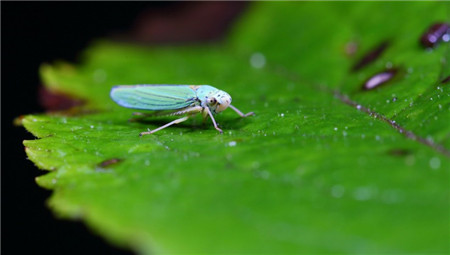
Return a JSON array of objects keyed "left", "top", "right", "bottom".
[
  {"left": 252, "top": 161, "right": 261, "bottom": 169},
  {"left": 250, "top": 52, "right": 266, "bottom": 69},
  {"left": 331, "top": 185, "right": 345, "bottom": 198},
  {"left": 228, "top": 141, "right": 237, "bottom": 147},
  {"left": 381, "top": 190, "right": 402, "bottom": 204},
  {"left": 429, "top": 157, "right": 441, "bottom": 170},
  {"left": 353, "top": 186, "right": 375, "bottom": 201},
  {"left": 260, "top": 170, "right": 270, "bottom": 179},
  {"left": 334, "top": 127, "right": 338, "bottom": 131}
]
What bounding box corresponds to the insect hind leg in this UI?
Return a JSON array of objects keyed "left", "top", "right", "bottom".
[
  {"left": 128, "top": 112, "right": 150, "bottom": 122},
  {"left": 129, "top": 111, "right": 171, "bottom": 122},
  {"left": 140, "top": 116, "right": 189, "bottom": 136}
]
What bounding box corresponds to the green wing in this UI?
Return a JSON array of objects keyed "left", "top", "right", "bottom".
[{"left": 110, "top": 85, "right": 197, "bottom": 110}]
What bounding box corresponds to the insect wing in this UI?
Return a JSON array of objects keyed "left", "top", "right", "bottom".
[{"left": 110, "top": 85, "right": 197, "bottom": 110}]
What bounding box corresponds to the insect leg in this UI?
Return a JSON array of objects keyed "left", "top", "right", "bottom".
[
  {"left": 129, "top": 112, "right": 155, "bottom": 122},
  {"left": 205, "top": 107, "right": 223, "bottom": 133},
  {"left": 170, "top": 106, "right": 203, "bottom": 116},
  {"left": 139, "top": 116, "right": 189, "bottom": 136},
  {"left": 132, "top": 112, "right": 149, "bottom": 116},
  {"left": 229, "top": 104, "right": 255, "bottom": 117}
]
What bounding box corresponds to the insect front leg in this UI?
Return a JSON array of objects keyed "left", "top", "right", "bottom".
[
  {"left": 229, "top": 104, "right": 255, "bottom": 117},
  {"left": 205, "top": 107, "right": 223, "bottom": 133}
]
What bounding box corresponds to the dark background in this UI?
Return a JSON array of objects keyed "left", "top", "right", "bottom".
[
  {"left": 2, "top": 3, "right": 152, "bottom": 254},
  {"left": 2, "top": 2, "right": 247, "bottom": 254}
]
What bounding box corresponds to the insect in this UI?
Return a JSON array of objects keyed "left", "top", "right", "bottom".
[{"left": 110, "top": 85, "right": 254, "bottom": 136}]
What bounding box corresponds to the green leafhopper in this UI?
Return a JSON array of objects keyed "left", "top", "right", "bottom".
[{"left": 110, "top": 85, "right": 254, "bottom": 135}]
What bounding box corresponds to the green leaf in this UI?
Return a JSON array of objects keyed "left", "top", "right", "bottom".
[{"left": 21, "top": 2, "right": 449, "bottom": 254}]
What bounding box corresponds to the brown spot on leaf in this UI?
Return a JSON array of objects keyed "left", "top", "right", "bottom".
[
  {"left": 345, "top": 41, "right": 359, "bottom": 57},
  {"left": 39, "top": 86, "right": 85, "bottom": 111},
  {"left": 352, "top": 41, "right": 390, "bottom": 72},
  {"left": 440, "top": 75, "right": 450, "bottom": 84},
  {"left": 420, "top": 23, "right": 450, "bottom": 48},
  {"left": 388, "top": 149, "right": 412, "bottom": 157},
  {"left": 13, "top": 115, "right": 26, "bottom": 126},
  {"left": 98, "top": 158, "right": 123, "bottom": 168},
  {"left": 362, "top": 68, "right": 399, "bottom": 91}
]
